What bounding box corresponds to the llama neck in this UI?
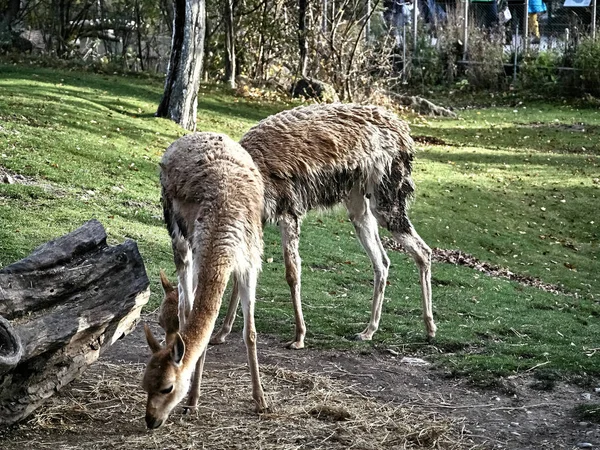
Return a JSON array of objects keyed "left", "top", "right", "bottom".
[{"left": 180, "top": 266, "right": 230, "bottom": 368}]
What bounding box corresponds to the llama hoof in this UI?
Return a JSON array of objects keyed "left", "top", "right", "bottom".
[
  {"left": 285, "top": 340, "right": 305, "bottom": 350},
  {"left": 182, "top": 406, "right": 196, "bottom": 415},
  {"left": 349, "top": 332, "right": 373, "bottom": 341},
  {"left": 255, "top": 401, "right": 271, "bottom": 414},
  {"left": 209, "top": 334, "right": 227, "bottom": 345},
  {"left": 257, "top": 405, "right": 272, "bottom": 414},
  {"left": 426, "top": 323, "right": 437, "bottom": 341}
]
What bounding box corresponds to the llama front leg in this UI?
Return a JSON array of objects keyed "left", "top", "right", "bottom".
[
  {"left": 346, "top": 191, "right": 391, "bottom": 341},
  {"left": 393, "top": 226, "right": 436, "bottom": 339},
  {"left": 173, "top": 236, "right": 194, "bottom": 329},
  {"left": 279, "top": 214, "right": 306, "bottom": 350},
  {"left": 210, "top": 276, "right": 240, "bottom": 345},
  {"left": 239, "top": 268, "right": 268, "bottom": 413},
  {"left": 183, "top": 349, "right": 206, "bottom": 414}
]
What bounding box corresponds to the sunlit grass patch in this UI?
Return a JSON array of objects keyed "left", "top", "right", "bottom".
[{"left": 0, "top": 63, "right": 598, "bottom": 382}]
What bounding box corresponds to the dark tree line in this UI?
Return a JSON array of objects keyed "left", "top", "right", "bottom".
[{"left": 2, "top": 0, "right": 397, "bottom": 129}]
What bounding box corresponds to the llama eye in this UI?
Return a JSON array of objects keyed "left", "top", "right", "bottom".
[{"left": 160, "top": 385, "right": 174, "bottom": 394}]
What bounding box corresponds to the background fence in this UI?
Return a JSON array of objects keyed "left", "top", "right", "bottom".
[
  {"left": 385, "top": 0, "right": 599, "bottom": 91},
  {"left": 3, "top": 0, "right": 598, "bottom": 97}
]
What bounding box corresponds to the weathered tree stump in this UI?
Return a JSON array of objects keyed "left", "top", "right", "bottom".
[
  {"left": 290, "top": 78, "right": 340, "bottom": 103},
  {"left": 0, "top": 219, "right": 150, "bottom": 426}
]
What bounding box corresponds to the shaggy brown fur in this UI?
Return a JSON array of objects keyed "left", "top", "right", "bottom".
[
  {"left": 142, "top": 132, "right": 268, "bottom": 429},
  {"left": 241, "top": 103, "right": 415, "bottom": 220},
  {"left": 212, "top": 103, "right": 435, "bottom": 349}
]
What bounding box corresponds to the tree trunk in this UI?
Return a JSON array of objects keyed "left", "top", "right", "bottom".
[
  {"left": 0, "top": 0, "right": 21, "bottom": 34},
  {"left": 253, "top": 0, "right": 269, "bottom": 80},
  {"left": 298, "top": 0, "right": 309, "bottom": 78},
  {"left": 321, "top": 0, "right": 328, "bottom": 33},
  {"left": 135, "top": 0, "right": 145, "bottom": 71},
  {"left": 160, "top": 0, "right": 174, "bottom": 34},
  {"left": 223, "top": 0, "right": 236, "bottom": 89},
  {"left": 0, "top": 219, "right": 150, "bottom": 426},
  {"left": 156, "top": 0, "right": 206, "bottom": 131},
  {"left": 364, "top": 0, "right": 371, "bottom": 44},
  {"left": 202, "top": 15, "right": 210, "bottom": 82}
]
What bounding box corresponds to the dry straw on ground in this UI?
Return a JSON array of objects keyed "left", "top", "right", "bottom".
[{"left": 1, "top": 360, "right": 474, "bottom": 449}]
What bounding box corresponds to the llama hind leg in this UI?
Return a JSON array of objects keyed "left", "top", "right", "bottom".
[
  {"left": 239, "top": 268, "right": 268, "bottom": 412},
  {"left": 392, "top": 225, "right": 436, "bottom": 339},
  {"left": 346, "top": 190, "right": 390, "bottom": 341},
  {"left": 279, "top": 215, "right": 306, "bottom": 350},
  {"left": 370, "top": 157, "right": 436, "bottom": 340},
  {"left": 210, "top": 276, "right": 240, "bottom": 345}
]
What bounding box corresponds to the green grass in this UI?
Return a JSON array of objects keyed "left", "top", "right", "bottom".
[
  {"left": 1, "top": 63, "right": 598, "bottom": 384},
  {"left": 574, "top": 403, "right": 600, "bottom": 423}
]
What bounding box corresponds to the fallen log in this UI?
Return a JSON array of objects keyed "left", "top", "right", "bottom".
[
  {"left": 0, "top": 219, "right": 150, "bottom": 426},
  {"left": 387, "top": 92, "right": 458, "bottom": 118},
  {"left": 368, "top": 89, "right": 458, "bottom": 118}
]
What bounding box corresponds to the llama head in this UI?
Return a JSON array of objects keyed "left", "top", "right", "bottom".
[{"left": 142, "top": 324, "right": 190, "bottom": 429}]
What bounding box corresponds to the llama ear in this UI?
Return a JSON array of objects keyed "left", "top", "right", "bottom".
[
  {"left": 159, "top": 269, "right": 174, "bottom": 294},
  {"left": 170, "top": 333, "right": 185, "bottom": 366},
  {"left": 144, "top": 323, "right": 162, "bottom": 354}
]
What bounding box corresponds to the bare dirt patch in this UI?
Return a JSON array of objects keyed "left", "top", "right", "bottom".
[{"left": 0, "top": 318, "right": 597, "bottom": 449}]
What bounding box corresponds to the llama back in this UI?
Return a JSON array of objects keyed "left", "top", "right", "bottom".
[
  {"left": 160, "top": 132, "right": 264, "bottom": 276},
  {"left": 161, "top": 133, "right": 260, "bottom": 205},
  {"left": 239, "top": 103, "right": 415, "bottom": 218}
]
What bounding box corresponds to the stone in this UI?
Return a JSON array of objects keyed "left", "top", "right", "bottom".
[
  {"left": 1, "top": 173, "right": 14, "bottom": 184},
  {"left": 400, "top": 357, "right": 429, "bottom": 366}
]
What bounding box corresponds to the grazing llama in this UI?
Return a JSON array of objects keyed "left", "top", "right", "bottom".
[
  {"left": 211, "top": 103, "right": 435, "bottom": 349},
  {"left": 142, "top": 132, "right": 268, "bottom": 429}
]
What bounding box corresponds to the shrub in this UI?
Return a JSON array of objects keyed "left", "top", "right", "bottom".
[
  {"left": 573, "top": 37, "right": 600, "bottom": 95},
  {"left": 411, "top": 28, "right": 444, "bottom": 87},
  {"left": 414, "top": 6, "right": 506, "bottom": 90},
  {"left": 519, "top": 50, "right": 561, "bottom": 93},
  {"left": 462, "top": 25, "right": 506, "bottom": 90}
]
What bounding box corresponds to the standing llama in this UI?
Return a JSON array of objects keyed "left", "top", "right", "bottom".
[
  {"left": 142, "top": 132, "right": 268, "bottom": 429},
  {"left": 211, "top": 103, "right": 436, "bottom": 349}
]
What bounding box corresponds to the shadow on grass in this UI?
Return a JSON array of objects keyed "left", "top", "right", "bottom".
[
  {"left": 196, "top": 97, "right": 284, "bottom": 125},
  {"left": 0, "top": 64, "right": 163, "bottom": 105},
  {"left": 418, "top": 145, "right": 597, "bottom": 171},
  {"left": 417, "top": 123, "right": 600, "bottom": 156},
  {"left": 1, "top": 70, "right": 288, "bottom": 143}
]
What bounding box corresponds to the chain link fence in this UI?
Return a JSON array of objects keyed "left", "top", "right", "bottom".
[{"left": 383, "top": 0, "right": 599, "bottom": 91}]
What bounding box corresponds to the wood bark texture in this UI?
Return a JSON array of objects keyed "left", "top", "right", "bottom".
[
  {"left": 156, "top": 0, "right": 206, "bottom": 131},
  {"left": 0, "top": 219, "right": 150, "bottom": 426},
  {"left": 387, "top": 91, "right": 458, "bottom": 118}
]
